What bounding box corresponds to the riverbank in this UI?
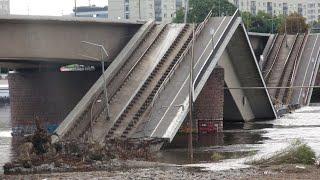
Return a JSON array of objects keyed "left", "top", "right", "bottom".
[{"left": 1, "top": 163, "right": 320, "bottom": 179}]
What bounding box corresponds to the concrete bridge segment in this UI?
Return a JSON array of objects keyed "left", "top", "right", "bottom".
[{"left": 0, "top": 15, "right": 142, "bottom": 69}]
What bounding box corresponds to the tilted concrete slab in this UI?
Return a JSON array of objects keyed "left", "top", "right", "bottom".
[
  {"left": 222, "top": 24, "right": 276, "bottom": 121},
  {"left": 53, "top": 20, "right": 154, "bottom": 142},
  {"left": 137, "top": 12, "right": 276, "bottom": 141},
  {"left": 291, "top": 34, "right": 320, "bottom": 105},
  {"left": 0, "top": 15, "right": 142, "bottom": 68}
]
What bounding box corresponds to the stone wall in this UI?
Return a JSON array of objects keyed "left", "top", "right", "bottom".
[{"left": 8, "top": 70, "right": 100, "bottom": 134}]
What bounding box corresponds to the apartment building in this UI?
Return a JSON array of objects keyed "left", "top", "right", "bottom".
[
  {"left": 0, "top": 0, "right": 10, "bottom": 15},
  {"left": 108, "top": 0, "right": 177, "bottom": 23},
  {"left": 229, "top": 0, "right": 320, "bottom": 23}
]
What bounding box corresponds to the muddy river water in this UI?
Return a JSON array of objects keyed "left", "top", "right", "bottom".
[
  {"left": 158, "top": 106, "right": 320, "bottom": 170},
  {"left": 1, "top": 105, "right": 320, "bottom": 173}
]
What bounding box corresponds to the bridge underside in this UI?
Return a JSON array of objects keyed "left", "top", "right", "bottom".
[{"left": 0, "top": 15, "right": 141, "bottom": 68}]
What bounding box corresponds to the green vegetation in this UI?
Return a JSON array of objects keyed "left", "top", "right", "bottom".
[
  {"left": 210, "top": 150, "right": 258, "bottom": 162},
  {"left": 173, "top": 0, "right": 237, "bottom": 23},
  {"left": 242, "top": 11, "right": 308, "bottom": 34},
  {"left": 242, "top": 11, "right": 283, "bottom": 33},
  {"left": 173, "top": 0, "right": 308, "bottom": 34},
  {"left": 278, "top": 13, "right": 308, "bottom": 34},
  {"left": 211, "top": 152, "right": 225, "bottom": 161},
  {"left": 251, "top": 139, "right": 316, "bottom": 165}
]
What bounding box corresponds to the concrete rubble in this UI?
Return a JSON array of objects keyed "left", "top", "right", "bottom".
[{"left": 3, "top": 118, "right": 164, "bottom": 175}]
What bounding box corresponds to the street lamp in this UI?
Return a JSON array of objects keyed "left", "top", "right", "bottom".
[
  {"left": 81, "top": 41, "right": 110, "bottom": 121},
  {"left": 184, "top": 0, "right": 189, "bottom": 23}
]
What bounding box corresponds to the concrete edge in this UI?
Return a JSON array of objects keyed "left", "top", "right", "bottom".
[
  {"left": 240, "top": 22, "right": 277, "bottom": 119},
  {"left": 53, "top": 20, "right": 155, "bottom": 142},
  {"left": 0, "top": 15, "right": 145, "bottom": 25}
]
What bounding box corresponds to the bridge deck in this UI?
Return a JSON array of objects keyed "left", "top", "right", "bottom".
[{"left": 291, "top": 34, "right": 320, "bottom": 105}]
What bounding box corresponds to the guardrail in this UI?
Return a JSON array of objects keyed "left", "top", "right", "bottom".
[
  {"left": 149, "top": 10, "right": 213, "bottom": 108},
  {"left": 264, "top": 34, "right": 286, "bottom": 80},
  {"left": 275, "top": 33, "right": 299, "bottom": 98},
  {"left": 53, "top": 20, "right": 155, "bottom": 142},
  {"left": 262, "top": 33, "right": 278, "bottom": 70},
  {"left": 284, "top": 33, "right": 308, "bottom": 104},
  {"left": 194, "top": 9, "right": 240, "bottom": 89}
]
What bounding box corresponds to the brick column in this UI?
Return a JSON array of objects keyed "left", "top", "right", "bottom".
[
  {"left": 8, "top": 70, "right": 100, "bottom": 135},
  {"left": 194, "top": 67, "right": 224, "bottom": 134}
]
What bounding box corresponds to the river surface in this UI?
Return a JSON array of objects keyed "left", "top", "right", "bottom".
[
  {"left": 158, "top": 106, "right": 320, "bottom": 171},
  {"left": 1, "top": 105, "right": 320, "bottom": 173}
]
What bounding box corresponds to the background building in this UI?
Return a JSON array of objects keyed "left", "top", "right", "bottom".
[
  {"left": 0, "top": 0, "right": 10, "bottom": 15},
  {"left": 74, "top": 5, "right": 108, "bottom": 18},
  {"left": 229, "top": 0, "right": 320, "bottom": 23},
  {"left": 108, "top": 0, "right": 177, "bottom": 23}
]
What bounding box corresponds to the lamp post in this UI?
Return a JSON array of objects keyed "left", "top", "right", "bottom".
[
  {"left": 74, "top": 0, "right": 77, "bottom": 17},
  {"left": 184, "top": 0, "right": 189, "bottom": 23},
  {"left": 81, "top": 41, "right": 110, "bottom": 121}
]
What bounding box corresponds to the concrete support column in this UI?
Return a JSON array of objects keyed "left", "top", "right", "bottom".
[{"left": 8, "top": 70, "right": 100, "bottom": 135}]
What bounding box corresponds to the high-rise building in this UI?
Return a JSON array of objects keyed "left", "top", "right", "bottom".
[
  {"left": 228, "top": 0, "right": 320, "bottom": 23},
  {"left": 74, "top": 5, "right": 108, "bottom": 18},
  {"left": 108, "top": 0, "right": 177, "bottom": 23},
  {"left": 0, "top": 0, "right": 10, "bottom": 15}
]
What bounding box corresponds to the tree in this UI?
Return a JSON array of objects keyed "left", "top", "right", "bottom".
[
  {"left": 173, "top": 0, "right": 237, "bottom": 23},
  {"left": 278, "top": 13, "right": 308, "bottom": 34},
  {"left": 173, "top": 8, "right": 185, "bottom": 23},
  {"left": 241, "top": 11, "right": 283, "bottom": 33}
]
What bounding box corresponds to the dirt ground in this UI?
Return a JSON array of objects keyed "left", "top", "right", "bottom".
[{"left": 1, "top": 164, "right": 320, "bottom": 180}]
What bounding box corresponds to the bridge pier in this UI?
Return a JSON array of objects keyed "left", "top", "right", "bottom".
[
  {"left": 8, "top": 69, "right": 100, "bottom": 135},
  {"left": 194, "top": 67, "right": 224, "bottom": 134}
]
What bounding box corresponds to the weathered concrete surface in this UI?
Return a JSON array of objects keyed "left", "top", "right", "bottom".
[
  {"left": 53, "top": 20, "right": 155, "bottom": 143},
  {"left": 248, "top": 32, "right": 270, "bottom": 61},
  {"left": 0, "top": 15, "right": 142, "bottom": 68},
  {"left": 8, "top": 70, "right": 100, "bottom": 130},
  {"left": 291, "top": 34, "right": 320, "bottom": 105},
  {"left": 140, "top": 14, "right": 276, "bottom": 141}
]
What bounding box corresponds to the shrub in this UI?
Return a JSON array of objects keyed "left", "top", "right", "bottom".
[
  {"left": 211, "top": 152, "right": 225, "bottom": 161},
  {"left": 251, "top": 139, "right": 316, "bottom": 165}
]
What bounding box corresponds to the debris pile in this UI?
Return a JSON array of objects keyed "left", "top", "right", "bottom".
[{"left": 4, "top": 118, "right": 164, "bottom": 174}]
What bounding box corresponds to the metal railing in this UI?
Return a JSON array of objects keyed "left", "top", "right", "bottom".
[
  {"left": 149, "top": 10, "right": 213, "bottom": 109},
  {"left": 264, "top": 34, "right": 286, "bottom": 80},
  {"left": 194, "top": 9, "right": 240, "bottom": 89}
]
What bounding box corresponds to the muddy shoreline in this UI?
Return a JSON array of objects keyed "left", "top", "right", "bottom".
[{"left": 1, "top": 162, "right": 320, "bottom": 179}]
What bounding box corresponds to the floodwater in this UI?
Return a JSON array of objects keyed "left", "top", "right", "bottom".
[
  {"left": 1, "top": 105, "right": 320, "bottom": 173},
  {"left": 0, "top": 104, "right": 11, "bottom": 174},
  {"left": 158, "top": 106, "right": 320, "bottom": 171}
]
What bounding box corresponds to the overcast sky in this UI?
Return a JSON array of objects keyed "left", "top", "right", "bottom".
[{"left": 10, "top": 0, "right": 108, "bottom": 16}]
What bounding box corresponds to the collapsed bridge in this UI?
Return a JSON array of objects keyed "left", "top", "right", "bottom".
[{"left": 52, "top": 10, "right": 276, "bottom": 145}]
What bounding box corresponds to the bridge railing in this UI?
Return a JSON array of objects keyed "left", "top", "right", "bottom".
[
  {"left": 194, "top": 9, "right": 240, "bottom": 90},
  {"left": 53, "top": 20, "right": 155, "bottom": 142},
  {"left": 149, "top": 10, "right": 213, "bottom": 109}
]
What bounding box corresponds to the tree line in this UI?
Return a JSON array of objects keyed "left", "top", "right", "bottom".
[{"left": 174, "top": 0, "right": 308, "bottom": 34}]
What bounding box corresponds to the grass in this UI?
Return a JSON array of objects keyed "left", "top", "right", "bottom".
[
  {"left": 251, "top": 139, "right": 316, "bottom": 165},
  {"left": 211, "top": 152, "right": 225, "bottom": 161}
]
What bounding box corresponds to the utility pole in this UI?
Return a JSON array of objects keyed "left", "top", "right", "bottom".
[
  {"left": 74, "top": 0, "right": 77, "bottom": 17},
  {"left": 139, "top": 0, "right": 141, "bottom": 19},
  {"left": 188, "top": 22, "right": 195, "bottom": 163},
  {"left": 219, "top": 0, "right": 221, "bottom": 17},
  {"left": 184, "top": 0, "right": 189, "bottom": 23}
]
